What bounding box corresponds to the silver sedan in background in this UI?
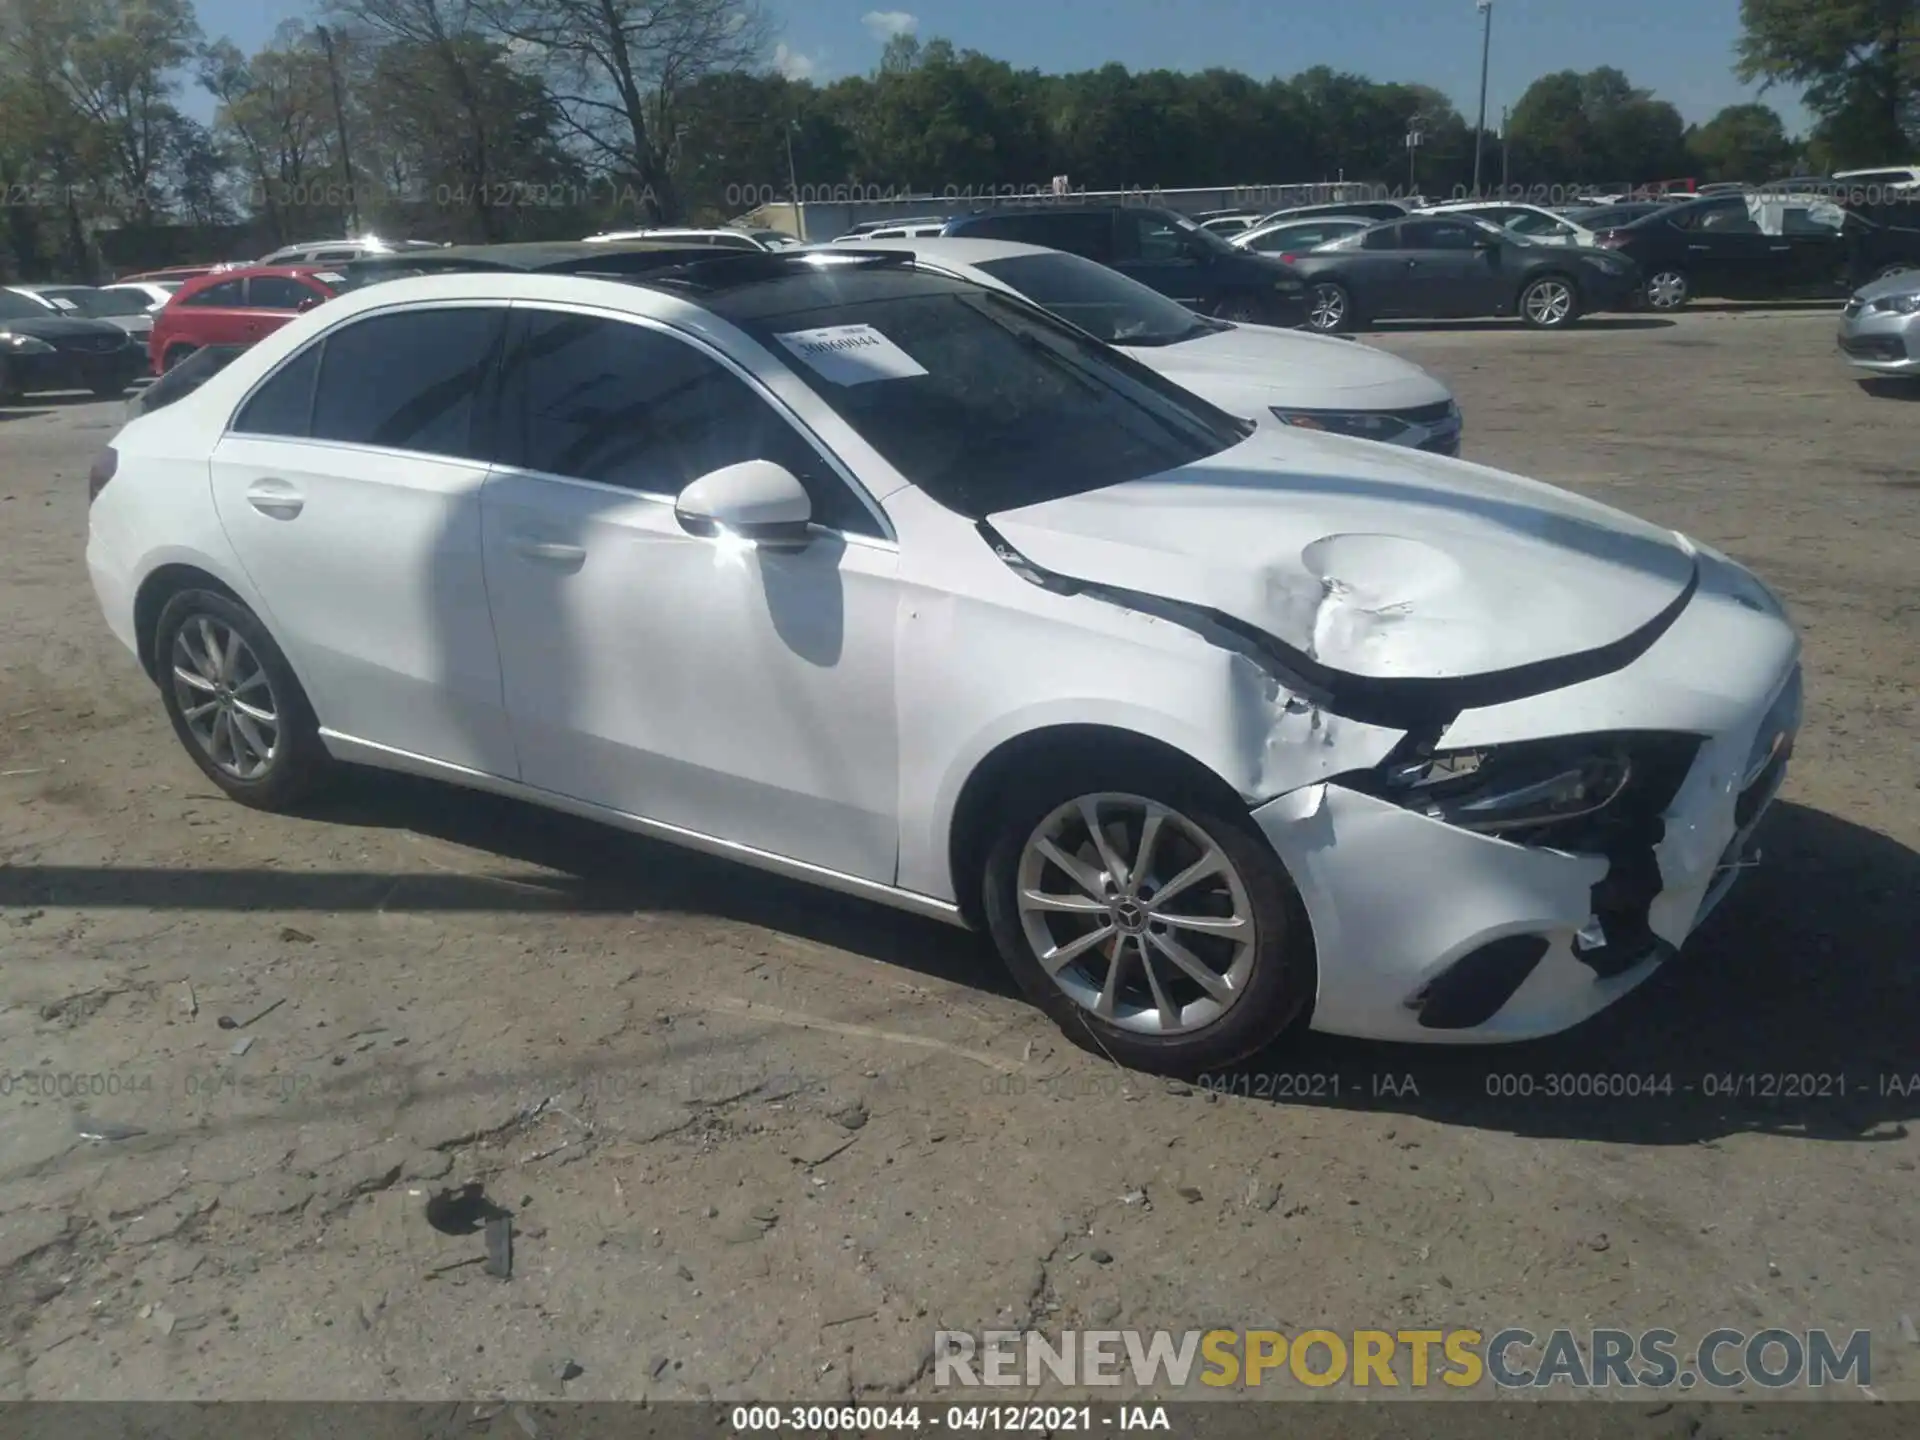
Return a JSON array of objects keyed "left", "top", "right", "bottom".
[{"left": 1838, "top": 269, "right": 1920, "bottom": 379}]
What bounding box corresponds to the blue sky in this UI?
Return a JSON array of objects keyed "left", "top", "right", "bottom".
[{"left": 192, "top": 0, "right": 1810, "bottom": 134}]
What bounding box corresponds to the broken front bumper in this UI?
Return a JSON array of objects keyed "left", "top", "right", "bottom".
[{"left": 1250, "top": 643, "right": 1802, "bottom": 1046}]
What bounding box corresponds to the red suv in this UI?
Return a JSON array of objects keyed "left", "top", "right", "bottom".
[{"left": 149, "top": 265, "right": 343, "bottom": 374}]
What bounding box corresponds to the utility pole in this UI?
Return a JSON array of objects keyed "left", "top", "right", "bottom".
[
  {"left": 785, "top": 121, "right": 804, "bottom": 242},
  {"left": 1500, "top": 105, "right": 1510, "bottom": 191},
  {"left": 1471, "top": 0, "right": 1493, "bottom": 197},
  {"left": 1406, "top": 125, "right": 1423, "bottom": 195},
  {"left": 315, "top": 25, "right": 361, "bottom": 238}
]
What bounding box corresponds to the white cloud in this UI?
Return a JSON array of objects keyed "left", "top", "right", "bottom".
[
  {"left": 774, "top": 43, "right": 819, "bottom": 81},
  {"left": 862, "top": 10, "right": 918, "bottom": 42}
]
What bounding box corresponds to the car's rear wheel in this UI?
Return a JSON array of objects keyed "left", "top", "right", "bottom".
[
  {"left": 982, "top": 769, "right": 1316, "bottom": 1075},
  {"left": 1519, "top": 274, "right": 1581, "bottom": 328},
  {"left": 154, "top": 589, "right": 331, "bottom": 811},
  {"left": 1304, "top": 281, "right": 1358, "bottom": 333},
  {"left": 1645, "top": 268, "right": 1689, "bottom": 310},
  {"left": 162, "top": 343, "right": 199, "bottom": 372}
]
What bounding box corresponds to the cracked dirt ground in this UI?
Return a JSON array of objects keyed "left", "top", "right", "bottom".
[{"left": 1, "top": 305, "right": 1917, "bottom": 1404}]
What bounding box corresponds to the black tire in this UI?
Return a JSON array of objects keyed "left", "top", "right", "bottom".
[
  {"left": 162, "top": 343, "right": 199, "bottom": 372},
  {"left": 1644, "top": 268, "right": 1690, "bottom": 311},
  {"left": 1518, "top": 273, "right": 1583, "bottom": 329},
  {"left": 980, "top": 757, "right": 1317, "bottom": 1076},
  {"left": 153, "top": 589, "right": 331, "bottom": 811},
  {"left": 1304, "top": 280, "right": 1359, "bottom": 333}
]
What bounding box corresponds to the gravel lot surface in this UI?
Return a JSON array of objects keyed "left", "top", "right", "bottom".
[{"left": 1, "top": 304, "right": 1915, "bottom": 1404}]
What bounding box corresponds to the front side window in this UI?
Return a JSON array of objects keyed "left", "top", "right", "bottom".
[
  {"left": 722, "top": 271, "right": 1249, "bottom": 518},
  {"left": 248, "top": 275, "right": 324, "bottom": 310},
  {"left": 309, "top": 306, "right": 505, "bottom": 458},
  {"left": 183, "top": 279, "right": 247, "bottom": 307},
  {"left": 1400, "top": 220, "right": 1482, "bottom": 251},
  {"left": 502, "top": 311, "right": 879, "bottom": 536},
  {"left": 1505, "top": 210, "right": 1572, "bottom": 237},
  {"left": 973, "top": 252, "right": 1222, "bottom": 346}
]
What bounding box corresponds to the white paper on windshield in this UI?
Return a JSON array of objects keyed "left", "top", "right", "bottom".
[
  {"left": 774, "top": 324, "right": 927, "bottom": 386},
  {"left": 313, "top": 271, "right": 346, "bottom": 285}
]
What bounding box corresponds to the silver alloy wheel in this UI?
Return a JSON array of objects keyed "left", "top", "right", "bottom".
[
  {"left": 1523, "top": 278, "right": 1574, "bottom": 325},
  {"left": 1306, "top": 283, "right": 1346, "bottom": 330},
  {"left": 1646, "top": 270, "right": 1688, "bottom": 309},
  {"left": 1015, "top": 792, "right": 1258, "bottom": 1036},
  {"left": 170, "top": 616, "right": 279, "bottom": 781}
]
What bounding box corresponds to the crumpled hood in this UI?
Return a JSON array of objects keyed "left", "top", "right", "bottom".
[
  {"left": 1142, "top": 322, "right": 1451, "bottom": 410},
  {"left": 1852, "top": 269, "right": 1920, "bottom": 305},
  {"left": 989, "top": 427, "right": 1698, "bottom": 691}
]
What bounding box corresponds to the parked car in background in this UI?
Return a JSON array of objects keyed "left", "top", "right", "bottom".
[
  {"left": 583, "top": 227, "right": 779, "bottom": 250},
  {"left": 833, "top": 218, "right": 949, "bottom": 240},
  {"left": 841, "top": 237, "right": 1463, "bottom": 454},
  {"left": 1231, "top": 215, "right": 1374, "bottom": 259},
  {"left": 102, "top": 280, "right": 184, "bottom": 311},
  {"left": 941, "top": 205, "right": 1307, "bottom": 325},
  {"left": 1254, "top": 199, "right": 1411, "bottom": 227},
  {"left": 123, "top": 344, "right": 246, "bottom": 420},
  {"left": 1290, "top": 214, "right": 1641, "bottom": 331},
  {"left": 1831, "top": 165, "right": 1920, "bottom": 198},
  {"left": 1837, "top": 269, "right": 1920, "bottom": 379},
  {"left": 326, "top": 240, "right": 732, "bottom": 290},
  {"left": 1418, "top": 201, "right": 1601, "bottom": 248},
  {"left": 1196, "top": 211, "right": 1264, "bottom": 235},
  {"left": 119, "top": 265, "right": 232, "bottom": 286},
  {"left": 9, "top": 284, "right": 158, "bottom": 347},
  {"left": 0, "top": 286, "right": 143, "bottom": 400},
  {"left": 85, "top": 250, "right": 1802, "bottom": 1071},
  {"left": 831, "top": 220, "right": 948, "bottom": 241},
  {"left": 149, "top": 265, "right": 343, "bottom": 374},
  {"left": 259, "top": 237, "right": 444, "bottom": 266},
  {"left": 1592, "top": 193, "right": 1920, "bottom": 309}
]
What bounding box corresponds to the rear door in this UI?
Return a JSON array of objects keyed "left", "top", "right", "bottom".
[
  {"left": 244, "top": 274, "right": 331, "bottom": 341},
  {"left": 1778, "top": 202, "right": 1848, "bottom": 291},
  {"left": 1667, "top": 199, "right": 1775, "bottom": 296},
  {"left": 172, "top": 276, "right": 254, "bottom": 348},
  {"left": 207, "top": 303, "right": 519, "bottom": 775}
]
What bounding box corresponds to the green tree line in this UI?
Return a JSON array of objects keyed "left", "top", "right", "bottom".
[{"left": 0, "top": 0, "right": 1909, "bottom": 276}]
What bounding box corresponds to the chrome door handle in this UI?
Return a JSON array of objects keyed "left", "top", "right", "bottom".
[
  {"left": 244, "top": 480, "right": 303, "bottom": 519},
  {"left": 513, "top": 538, "right": 586, "bottom": 566}
]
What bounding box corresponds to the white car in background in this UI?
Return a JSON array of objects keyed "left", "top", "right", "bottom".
[
  {"left": 1232, "top": 215, "right": 1376, "bottom": 258},
  {"left": 584, "top": 227, "right": 794, "bottom": 250},
  {"left": 101, "top": 280, "right": 184, "bottom": 311},
  {"left": 839, "top": 237, "right": 1463, "bottom": 453},
  {"left": 1418, "top": 201, "right": 1602, "bottom": 248},
  {"left": 86, "top": 250, "right": 1800, "bottom": 1072}
]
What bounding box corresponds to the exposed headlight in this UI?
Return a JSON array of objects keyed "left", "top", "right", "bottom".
[
  {"left": 1360, "top": 732, "right": 1702, "bottom": 850},
  {"left": 1272, "top": 407, "right": 1413, "bottom": 442},
  {"left": 1867, "top": 291, "right": 1920, "bottom": 314},
  {"left": 0, "top": 332, "right": 55, "bottom": 354}
]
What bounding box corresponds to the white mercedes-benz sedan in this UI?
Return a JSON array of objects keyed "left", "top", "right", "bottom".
[
  {"left": 85, "top": 250, "right": 1802, "bottom": 1074},
  {"left": 821, "top": 237, "right": 1463, "bottom": 454}
]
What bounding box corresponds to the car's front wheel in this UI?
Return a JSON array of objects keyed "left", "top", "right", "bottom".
[
  {"left": 154, "top": 589, "right": 331, "bottom": 811},
  {"left": 982, "top": 770, "right": 1316, "bottom": 1075},
  {"left": 1214, "top": 292, "right": 1269, "bottom": 323},
  {"left": 1519, "top": 274, "right": 1581, "bottom": 328},
  {"left": 1644, "top": 268, "right": 1690, "bottom": 310},
  {"left": 1304, "top": 281, "right": 1358, "bottom": 332}
]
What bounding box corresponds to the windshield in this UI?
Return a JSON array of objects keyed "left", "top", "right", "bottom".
[
  {"left": 722, "top": 270, "right": 1249, "bottom": 518},
  {"left": 972, "top": 252, "right": 1224, "bottom": 346},
  {"left": 0, "top": 290, "right": 52, "bottom": 321}
]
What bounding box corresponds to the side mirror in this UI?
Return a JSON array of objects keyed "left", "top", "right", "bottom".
[{"left": 674, "top": 459, "right": 812, "bottom": 550}]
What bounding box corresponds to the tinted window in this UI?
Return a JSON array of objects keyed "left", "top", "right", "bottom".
[
  {"left": 1400, "top": 220, "right": 1482, "bottom": 250},
  {"left": 1120, "top": 210, "right": 1193, "bottom": 261},
  {"left": 1782, "top": 206, "right": 1842, "bottom": 234},
  {"left": 311, "top": 307, "right": 503, "bottom": 458},
  {"left": 720, "top": 272, "right": 1249, "bottom": 518},
  {"left": 248, "top": 275, "right": 322, "bottom": 310},
  {"left": 506, "top": 311, "right": 878, "bottom": 535},
  {"left": 1676, "top": 200, "right": 1759, "bottom": 233},
  {"left": 974, "top": 252, "right": 1222, "bottom": 345},
  {"left": 309, "top": 248, "right": 360, "bottom": 262},
  {"left": 960, "top": 212, "right": 1113, "bottom": 261},
  {"left": 1506, "top": 210, "right": 1573, "bottom": 237},
  {"left": 1360, "top": 223, "right": 1405, "bottom": 250},
  {"left": 184, "top": 278, "right": 247, "bottom": 307},
  {"left": 232, "top": 344, "right": 321, "bottom": 436}
]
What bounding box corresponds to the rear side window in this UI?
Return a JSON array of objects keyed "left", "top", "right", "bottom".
[
  {"left": 232, "top": 344, "right": 321, "bottom": 436},
  {"left": 310, "top": 307, "right": 504, "bottom": 459},
  {"left": 183, "top": 278, "right": 246, "bottom": 307},
  {"left": 1400, "top": 220, "right": 1481, "bottom": 250},
  {"left": 1360, "top": 223, "right": 1405, "bottom": 250}
]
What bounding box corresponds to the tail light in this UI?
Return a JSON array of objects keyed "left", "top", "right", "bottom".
[
  {"left": 88, "top": 446, "right": 117, "bottom": 502},
  {"left": 1280, "top": 252, "right": 1299, "bottom": 263}
]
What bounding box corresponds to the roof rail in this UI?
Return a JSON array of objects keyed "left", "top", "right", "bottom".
[{"left": 614, "top": 247, "right": 917, "bottom": 290}]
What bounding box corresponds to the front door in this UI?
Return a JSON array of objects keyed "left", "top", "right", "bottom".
[
  {"left": 1394, "top": 219, "right": 1508, "bottom": 317},
  {"left": 208, "top": 304, "right": 518, "bottom": 775},
  {"left": 1112, "top": 210, "right": 1211, "bottom": 308},
  {"left": 479, "top": 307, "right": 902, "bottom": 883}
]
